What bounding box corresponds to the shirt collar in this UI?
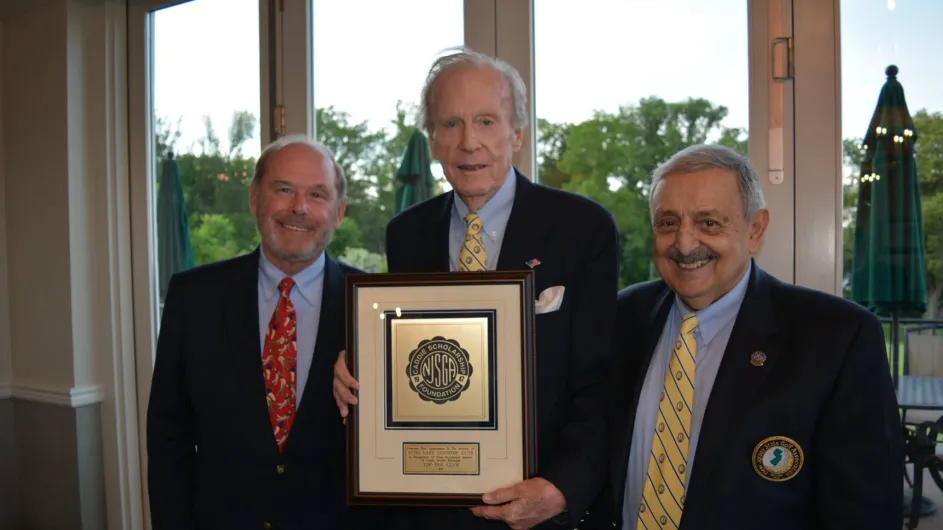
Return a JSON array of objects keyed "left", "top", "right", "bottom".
[
  {"left": 675, "top": 260, "right": 752, "bottom": 345},
  {"left": 258, "top": 248, "right": 326, "bottom": 307},
  {"left": 452, "top": 166, "right": 516, "bottom": 243}
]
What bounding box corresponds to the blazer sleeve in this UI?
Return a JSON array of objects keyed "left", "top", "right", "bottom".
[
  {"left": 146, "top": 274, "right": 197, "bottom": 530},
  {"left": 541, "top": 211, "right": 620, "bottom": 526},
  {"left": 813, "top": 311, "right": 903, "bottom": 529}
]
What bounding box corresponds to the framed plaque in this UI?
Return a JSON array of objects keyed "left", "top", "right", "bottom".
[{"left": 345, "top": 270, "right": 537, "bottom": 506}]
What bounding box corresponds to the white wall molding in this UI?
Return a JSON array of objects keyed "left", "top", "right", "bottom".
[{"left": 3, "top": 381, "right": 104, "bottom": 407}]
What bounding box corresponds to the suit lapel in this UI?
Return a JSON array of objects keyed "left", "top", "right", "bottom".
[
  {"left": 222, "top": 249, "right": 275, "bottom": 451},
  {"left": 612, "top": 285, "right": 674, "bottom": 509},
  {"left": 429, "top": 193, "right": 452, "bottom": 271},
  {"left": 685, "top": 265, "right": 784, "bottom": 506},
  {"left": 496, "top": 170, "right": 544, "bottom": 272}
]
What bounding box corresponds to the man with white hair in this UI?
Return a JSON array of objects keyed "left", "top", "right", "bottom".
[
  {"left": 333, "top": 47, "right": 620, "bottom": 529},
  {"left": 586, "top": 143, "right": 902, "bottom": 530},
  {"left": 147, "top": 135, "right": 374, "bottom": 530}
]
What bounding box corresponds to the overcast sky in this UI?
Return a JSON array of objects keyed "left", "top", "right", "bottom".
[{"left": 153, "top": 0, "right": 943, "bottom": 161}]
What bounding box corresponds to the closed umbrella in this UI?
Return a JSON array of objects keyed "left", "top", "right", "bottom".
[
  {"left": 850, "top": 65, "right": 928, "bottom": 386},
  {"left": 157, "top": 150, "right": 195, "bottom": 301},
  {"left": 394, "top": 129, "right": 436, "bottom": 214}
]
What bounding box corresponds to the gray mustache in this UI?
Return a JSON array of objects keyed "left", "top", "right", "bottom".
[{"left": 669, "top": 249, "right": 718, "bottom": 264}]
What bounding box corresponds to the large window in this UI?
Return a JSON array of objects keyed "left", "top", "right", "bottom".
[
  {"left": 533, "top": 0, "right": 749, "bottom": 289},
  {"left": 311, "top": 0, "right": 464, "bottom": 273},
  {"left": 152, "top": 0, "right": 262, "bottom": 303}
]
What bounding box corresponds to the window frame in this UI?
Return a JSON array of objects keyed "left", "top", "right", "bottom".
[{"left": 124, "top": 1, "right": 820, "bottom": 527}]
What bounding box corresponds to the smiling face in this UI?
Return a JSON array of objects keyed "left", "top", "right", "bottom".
[
  {"left": 427, "top": 65, "right": 523, "bottom": 212},
  {"left": 650, "top": 168, "right": 769, "bottom": 309},
  {"left": 249, "top": 143, "right": 346, "bottom": 275}
]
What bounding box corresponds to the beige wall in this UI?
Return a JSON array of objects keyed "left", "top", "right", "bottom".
[
  {"left": 0, "top": 19, "right": 12, "bottom": 392},
  {"left": 0, "top": 1, "right": 124, "bottom": 528},
  {"left": 4, "top": 0, "right": 76, "bottom": 390}
]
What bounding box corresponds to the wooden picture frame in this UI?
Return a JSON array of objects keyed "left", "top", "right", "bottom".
[{"left": 345, "top": 270, "right": 537, "bottom": 506}]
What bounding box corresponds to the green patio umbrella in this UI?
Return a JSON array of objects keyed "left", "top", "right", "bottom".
[
  {"left": 394, "top": 129, "right": 436, "bottom": 214},
  {"left": 850, "top": 65, "right": 928, "bottom": 385},
  {"left": 157, "top": 150, "right": 195, "bottom": 301}
]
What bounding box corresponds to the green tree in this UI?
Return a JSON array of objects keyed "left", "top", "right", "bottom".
[
  {"left": 914, "top": 110, "right": 943, "bottom": 317},
  {"left": 536, "top": 118, "right": 574, "bottom": 189},
  {"left": 538, "top": 97, "right": 746, "bottom": 287},
  {"left": 716, "top": 127, "right": 749, "bottom": 156},
  {"left": 189, "top": 213, "right": 255, "bottom": 265},
  {"left": 156, "top": 111, "right": 260, "bottom": 266},
  {"left": 923, "top": 193, "right": 943, "bottom": 319},
  {"left": 316, "top": 101, "right": 431, "bottom": 258}
]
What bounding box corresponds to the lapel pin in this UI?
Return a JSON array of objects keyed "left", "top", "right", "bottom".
[
  {"left": 750, "top": 351, "right": 767, "bottom": 367},
  {"left": 525, "top": 258, "right": 541, "bottom": 269}
]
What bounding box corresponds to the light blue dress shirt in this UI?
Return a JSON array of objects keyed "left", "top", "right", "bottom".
[
  {"left": 258, "top": 249, "right": 325, "bottom": 409},
  {"left": 623, "top": 261, "right": 752, "bottom": 528},
  {"left": 448, "top": 167, "right": 516, "bottom": 272}
]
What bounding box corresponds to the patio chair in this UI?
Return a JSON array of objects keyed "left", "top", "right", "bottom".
[
  {"left": 904, "top": 418, "right": 943, "bottom": 529},
  {"left": 901, "top": 323, "right": 943, "bottom": 428}
]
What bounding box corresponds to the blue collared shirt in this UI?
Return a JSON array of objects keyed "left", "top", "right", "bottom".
[
  {"left": 448, "top": 167, "right": 516, "bottom": 272},
  {"left": 257, "top": 250, "right": 326, "bottom": 409},
  {"left": 623, "top": 261, "right": 752, "bottom": 528}
]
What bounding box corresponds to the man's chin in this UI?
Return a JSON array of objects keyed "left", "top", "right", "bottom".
[{"left": 266, "top": 242, "right": 322, "bottom": 263}]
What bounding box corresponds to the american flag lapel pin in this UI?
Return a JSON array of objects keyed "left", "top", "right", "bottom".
[{"left": 526, "top": 258, "right": 541, "bottom": 269}]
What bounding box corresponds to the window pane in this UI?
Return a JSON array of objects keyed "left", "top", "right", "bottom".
[
  {"left": 839, "top": 1, "right": 943, "bottom": 374},
  {"left": 312, "top": 0, "right": 463, "bottom": 272},
  {"left": 152, "top": 0, "right": 262, "bottom": 304},
  {"left": 534, "top": 0, "right": 749, "bottom": 289}
]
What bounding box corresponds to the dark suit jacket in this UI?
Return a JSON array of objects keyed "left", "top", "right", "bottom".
[
  {"left": 585, "top": 262, "right": 903, "bottom": 530},
  {"left": 382, "top": 170, "right": 620, "bottom": 529},
  {"left": 147, "top": 249, "right": 374, "bottom": 530}
]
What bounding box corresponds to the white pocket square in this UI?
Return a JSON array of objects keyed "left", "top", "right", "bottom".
[{"left": 535, "top": 285, "right": 565, "bottom": 314}]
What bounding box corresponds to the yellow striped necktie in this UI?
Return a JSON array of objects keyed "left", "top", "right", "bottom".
[
  {"left": 637, "top": 312, "right": 698, "bottom": 530},
  {"left": 458, "top": 213, "right": 487, "bottom": 271}
]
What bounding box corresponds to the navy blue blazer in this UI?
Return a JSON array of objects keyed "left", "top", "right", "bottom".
[
  {"left": 585, "top": 263, "right": 903, "bottom": 530},
  {"left": 146, "top": 249, "right": 374, "bottom": 530},
  {"left": 382, "top": 170, "right": 620, "bottom": 529}
]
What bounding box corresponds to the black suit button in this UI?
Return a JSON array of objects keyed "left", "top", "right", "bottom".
[
  {"left": 263, "top": 523, "right": 272, "bottom": 530},
  {"left": 276, "top": 464, "right": 285, "bottom": 474}
]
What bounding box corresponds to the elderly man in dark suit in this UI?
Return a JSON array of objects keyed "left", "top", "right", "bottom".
[
  {"left": 146, "top": 135, "right": 373, "bottom": 530},
  {"left": 333, "top": 47, "right": 620, "bottom": 530},
  {"left": 585, "top": 143, "right": 902, "bottom": 530}
]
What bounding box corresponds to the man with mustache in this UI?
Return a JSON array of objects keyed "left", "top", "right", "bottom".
[
  {"left": 584, "top": 144, "right": 902, "bottom": 530},
  {"left": 333, "top": 47, "right": 619, "bottom": 529},
  {"left": 147, "top": 135, "right": 374, "bottom": 529}
]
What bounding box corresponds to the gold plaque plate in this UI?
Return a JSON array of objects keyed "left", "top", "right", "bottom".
[
  {"left": 390, "top": 317, "right": 492, "bottom": 425},
  {"left": 402, "top": 443, "right": 480, "bottom": 475}
]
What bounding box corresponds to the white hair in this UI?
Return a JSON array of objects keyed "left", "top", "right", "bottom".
[
  {"left": 650, "top": 144, "right": 766, "bottom": 218},
  {"left": 418, "top": 46, "right": 528, "bottom": 136},
  {"left": 252, "top": 134, "right": 346, "bottom": 202}
]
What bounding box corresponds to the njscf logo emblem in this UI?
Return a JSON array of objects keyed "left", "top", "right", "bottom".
[
  {"left": 752, "top": 436, "right": 804, "bottom": 482},
  {"left": 406, "top": 337, "right": 473, "bottom": 405}
]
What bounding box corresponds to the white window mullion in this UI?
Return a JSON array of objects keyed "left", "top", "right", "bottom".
[
  {"left": 493, "top": 0, "right": 535, "bottom": 180},
  {"left": 792, "top": 0, "right": 842, "bottom": 295},
  {"left": 465, "top": 0, "right": 496, "bottom": 56},
  {"left": 751, "top": 0, "right": 797, "bottom": 284},
  {"left": 262, "top": 0, "right": 312, "bottom": 144}
]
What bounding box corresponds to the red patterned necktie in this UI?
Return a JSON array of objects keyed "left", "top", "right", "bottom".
[{"left": 262, "top": 277, "right": 297, "bottom": 452}]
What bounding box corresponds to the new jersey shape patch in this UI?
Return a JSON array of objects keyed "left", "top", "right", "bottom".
[{"left": 752, "top": 436, "right": 804, "bottom": 482}]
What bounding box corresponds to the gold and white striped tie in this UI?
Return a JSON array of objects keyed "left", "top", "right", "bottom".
[
  {"left": 637, "top": 312, "right": 698, "bottom": 530},
  {"left": 458, "top": 213, "right": 487, "bottom": 272}
]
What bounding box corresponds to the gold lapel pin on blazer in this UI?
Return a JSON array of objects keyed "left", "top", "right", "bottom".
[{"left": 750, "top": 351, "right": 767, "bottom": 367}]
